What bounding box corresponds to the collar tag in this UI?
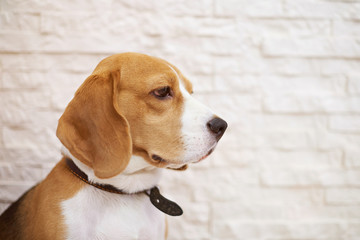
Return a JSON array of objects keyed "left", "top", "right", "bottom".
[{"left": 149, "top": 187, "right": 183, "bottom": 216}]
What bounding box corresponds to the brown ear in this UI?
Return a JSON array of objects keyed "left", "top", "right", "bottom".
[{"left": 56, "top": 71, "right": 132, "bottom": 178}]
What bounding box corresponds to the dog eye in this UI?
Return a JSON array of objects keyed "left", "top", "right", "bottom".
[{"left": 151, "top": 86, "right": 172, "bottom": 99}]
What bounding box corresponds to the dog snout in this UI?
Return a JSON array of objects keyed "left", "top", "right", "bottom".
[{"left": 207, "top": 117, "right": 227, "bottom": 141}]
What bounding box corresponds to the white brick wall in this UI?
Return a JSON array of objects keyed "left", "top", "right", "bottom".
[{"left": 0, "top": 0, "right": 359, "bottom": 239}]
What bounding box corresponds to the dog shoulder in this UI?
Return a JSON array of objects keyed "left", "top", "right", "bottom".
[{"left": 0, "top": 186, "right": 36, "bottom": 240}]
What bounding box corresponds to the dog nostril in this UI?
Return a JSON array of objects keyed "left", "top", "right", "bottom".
[{"left": 207, "top": 117, "right": 228, "bottom": 140}]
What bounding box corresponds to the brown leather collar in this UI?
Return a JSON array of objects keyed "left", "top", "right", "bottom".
[
  {"left": 65, "top": 157, "right": 183, "bottom": 216},
  {"left": 65, "top": 158, "right": 135, "bottom": 194}
]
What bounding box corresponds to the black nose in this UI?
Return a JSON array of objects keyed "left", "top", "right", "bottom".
[{"left": 207, "top": 117, "right": 228, "bottom": 141}]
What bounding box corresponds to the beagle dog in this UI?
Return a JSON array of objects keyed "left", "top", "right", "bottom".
[{"left": 0, "top": 53, "right": 227, "bottom": 240}]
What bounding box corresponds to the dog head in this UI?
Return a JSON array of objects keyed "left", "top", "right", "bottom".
[{"left": 57, "top": 53, "right": 227, "bottom": 179}]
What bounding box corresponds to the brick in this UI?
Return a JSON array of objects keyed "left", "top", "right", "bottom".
[
  {"left": 215, "top": 56, "right": 314, "bottom": 76},
  {"left": 3, "top": 71, "right": 85, "bottom": 97},
  {"left": 41, "top": 12, "right": 136, "bottom": 36},
  {"left": 48, "top": 72, "right": 87, "bottom": 110},
  {"left": 186, "top": 74, "right": 214, "bottom": 93},
  {"left": 214, "top": 75, "right": 259, "bottom": 93},
  {"left": 0, "top": 53, "right": 57, "bottom": 71},
  {"left": 243, "top": 58, "right": 360, "bottom": 77},
  {"left": 164, "top": 54, "right": 213, "bottom": 76},
  {"left": 333, "top": 20, "right": 360, "bottom": 36},
  {"left": 213, "top": 149, "right": 342, "bottom": 169},
  {"left": 167, "top": 219, "right": 209, "bottom": 240},
  {"left": 264, "top": 76, "right": 346, "bottom": 96},
  {"left": 3, "top": 126, "right": 59, "bottom": 150},
  {"left": 212, "top": 221, "right": 345, "bottom": 239},
  {"left": 284, "top": 0, "right": 360, "bottom": 20},
  {"left": 162, "top": 35, "right": 259, "bottom": 56},
  {"left": 348, "top": 74, "right": 360, "bottom": 95},
  {"left": 261, "top": 169, "right": 360, "bottom": 187},
  {"left": 158, "top": 36, "right": 208, "bottom": 56},
  {"left": 314, "top": 131, "right": 360, "bottom": 151},
  {"left": 41, "top": 12, "right": 102, "bottom": 35},
  {"left": 239, "top": 114, "right": 328, "bottom": 132},
  {"left": 213, "top": 203, "right": 360, "bottom": 221},
  {"left": 266, "top": 131, "right": 313, "bottom": 150},
  {"left": 0, "top": 12, "right": 40, "bottom": 33},
  {"left": 215, "top": 0, "right": 283, "bottom": 18},
  {"left": 213, "top": 56, "right": 244, "bottom": 75},
  {"left": 167, "top": 202, "right": 210, "bottom": 239},
  {"left": 157, "top": 56, "right": 214, "bottom": 92},
  {"left": 237, "top": 19, "right": 331, "bottom": 37},
  {"left": 1, "top": 107, "right": 39, "bottom": 125},
  {"left": 1, "top": 147, "right": 61, "bottom": 165},
  {"left": 157, "top": 0, "right": 213, "bottom": 17},
  {"left": 317, "top": 59, "right": 360, "bottom": 76},
  {"left": 195, "top": 18, "right": 237, "bottom": 37},
  {"left": 0, "top": 33, "right": 43, "bottom": 53},
  {"left": 2, "top": 71, "right": 47, "bottom": 88},
  {"left": 0, "top": 108, "right": 60, "bottom": 129},
  {"left": 39, "top": 13, "right": 226, "bottom": 47},
  {"left": 195, "top": 180, "right": 326, "bottom": 203},
  {"left": 50, "top": 90, "right": 76, "bottom": 111},
  {"left": 206, "top": 149, "right": 253, "bottom": 168},
  {"left": 197, "top": 183, "right": 325, "bottom": 204},
  {"left": 217, "top": 130, "right": 314, "bottom": 151},
  {"left": 164, "top": 167, "right": 259, "bottom": 202},
  {"left": 0, "top": 91, "right": 51, "bottom": 111},
  {"left": 124, "top": 0, "right": 214, "bottom": 17},
  {"left": 263, "top": 96, "right": 360, "bottom": 114},
  {"left": 344, "top": 146, "right": 360, "bottom": 169},
  {"left": 0, "top": 130, "right": 3, "bottom": 152},
  {"left": 0, "top": 53, "right": 103, "bottom": 73},
  {"left": 0, "top": 183, "right": 33, "bottom": 202},
  {"left": 214, "top": 128, "right": 253, "bottom": 150},
  {"left": 0, "top": 68, "right": 3, "bottom": 87},
  {"left": 215, "top": 57, "right": 360, "bottom": 77},
  {"left": 196, "top": 93, "right": 262, "bottom": 118},
  {"left": 0, "top": 162, "right": 43, "bottom": 182},
  {"left": 329, "top": 115, "right": 360, "bottom": 133},
  {"left": 326, "top": 189, "right": 360, "bottom": 205},
  {"left": 263, "top": 37, "right": 360, "bottom": 58},
  {"left": 144, "top": 16, "right": 238, "bottom": 38},
  {"left": 322, "top": 97, "right": 360, "bottom": 113},
  {"left": 344, "top": 223, "right": 360, "bottom": 239},
  {"left": 231, "top": 75, "right": 347, "bottom": 96},
  {"left": 121, "top": 0, "right": 161, "bottom": 11},
  {"left": 0, "top": 33, "right": 158, "bottom": 54},
  {"left": 160, "top": 178, "right": 197, "bottom": 203},
  {"left": 201, "top": 36, "right": 257, "bottom": 56},
  {"left": 2, "top": 0, "right": 119, "bottom": 12}
]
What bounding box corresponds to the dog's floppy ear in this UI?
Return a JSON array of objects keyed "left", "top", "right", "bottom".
[{"left": 56, "top": 71, "right": 132, "bottom": 179}]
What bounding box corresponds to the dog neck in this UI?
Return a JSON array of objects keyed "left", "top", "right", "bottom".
[{"left": 61, "top": 146, "right": 162, "bottom": 194}]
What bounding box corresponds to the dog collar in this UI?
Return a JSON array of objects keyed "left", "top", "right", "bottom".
[{"left": 65, "top": 158, "right": 183, "bottom": 216}]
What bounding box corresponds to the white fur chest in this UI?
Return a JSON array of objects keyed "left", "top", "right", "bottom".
[{"left": 61, "top": 186, "right": 166, "bottom": 240}]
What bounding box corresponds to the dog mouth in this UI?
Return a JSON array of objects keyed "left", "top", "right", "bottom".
[
  {"left": 194, "top": 147, "right": 215, "bottom": 163},
  {"left": 151, "top": 146, "right": 216, "bottom": 165}
]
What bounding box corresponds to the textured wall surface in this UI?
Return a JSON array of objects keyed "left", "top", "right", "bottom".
[{"left": 1, "top": 0, "right": 360, "bottom": 239}]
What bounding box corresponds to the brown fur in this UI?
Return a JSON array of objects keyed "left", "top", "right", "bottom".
[
  {"left": 56, "top": 71, "right": 132, "bottom": 178},
  {"left": 0, "top": 158, "right": 84, "bottom": 239}
]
